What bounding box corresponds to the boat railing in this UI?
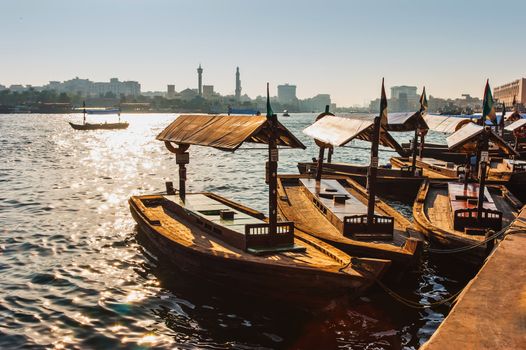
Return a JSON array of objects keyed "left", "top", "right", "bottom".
[
  {"left": 245, "top": 221, "right": 295, "bottom": 248},
  {"left": 400, "top": 165, "right": 423, "bottom": 177},
  {"left": 512, "top": 163, "right": 526, "bottom": 173},
  {"left": 343, "top": 214, "right": 394, "bottom": 240},
  {"left": 453, "top": 208, "right": 502, "bottom": 233}
]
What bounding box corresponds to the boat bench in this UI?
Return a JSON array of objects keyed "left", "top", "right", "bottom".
[
  {"left": 447, "top": 183, "right": 502, "bottom": 233},
  {"left": 165, "top": 194, "right": 303, "bottom": 254},
  {"left": 300, "top": 178, "right": 394, "bottom": 240}
]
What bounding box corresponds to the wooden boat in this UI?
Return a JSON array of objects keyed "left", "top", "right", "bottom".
[
  {"left": 279, "top": 80, "right": 423, "bottom": 274},
  {"left": 411, "top": 98, "right": 523, "bottom": 263},
  {"left": 129, "top": 86, "right": 389, "bottom": 307},
  {"left": 413, "top": 180, "right": 521, "bottom": 264},
  {"left": 296, "top": 161, "right": 425, "bottom": 202},
  {"left": 295, "top": 92, "right": 430, "bottom": 201},
  {"left": 69, "top": 102, "right": 128, "bottom": 130},
  {"left": 69, "top": 121, "right": 129, "bottom": 130}
]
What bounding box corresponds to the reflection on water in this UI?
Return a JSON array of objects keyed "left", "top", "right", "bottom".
[{"left": 0, "top": 113, "right": 473, "bottom": 349}]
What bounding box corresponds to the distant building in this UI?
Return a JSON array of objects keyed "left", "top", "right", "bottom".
[
  {"left": 300, "top": 94, "right": 331, "bottom": 112},
  {"left": 277, "top": 84, "right": 297, "bottom": 104},
  {"left": 8, "top": 84, "right": 26, "bottom": 93},
  {"left": 390, "top": 86, "right": 419, "bottom": 112},
  {"left": 167, "top": 84, "right": 175, "bottom": 98},
  {"left": 203, "top": 85, "right": 214, "bottom": 98},
  {"left": 197, "top": 64, "right": 203, "bottom": 96},
  {"left": 0, "top": 84, "right": 5, "bottom": 91},
  {"left": 235, "top": 67, "right": 241, "bottom": 101},
  {"left": 42, "top": 77, "right": 140, "bottom": 97},
  {"left": 494, "top": 78, "right": 526, "bottom": 105},
  {"left": 178, "top": 88, "right": 198, "bottom": 101}
]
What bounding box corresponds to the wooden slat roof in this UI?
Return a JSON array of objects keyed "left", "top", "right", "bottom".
[
  {"left": 302, "top": 115, "right": 405, "bottom": 155},
  {"left": 446, "top": 122, "right": 518, "bottom": 155},
  {"left": 157, "top": 114, "right": 305, "bottom": 151},
  {"left": 504, "top": 118, "right": 526, "bottom": 132},
  {"left": 424, "top": 114, "right": 475, "bottom": 133},
  {"left": 387, "top": 111, "right": 428, "bottom": 132}
]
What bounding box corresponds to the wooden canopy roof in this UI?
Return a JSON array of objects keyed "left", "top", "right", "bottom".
[
  {"left": 446, "top": 122, "right": 518, "bottom": 155},
  {"left": 504, "top": 118, "right": 526, "bottom": 132},
  {"left": 387, "top": 111, "right": 428, "bottom": 132},
  {"left": 157, "top": 114, "right": 306, "bottom": 151},
  {"left": 302, "top": 115, "right": 405, "bottom": 155},
  {"left": 423, "top": 114, "right": 475, "bottom": 133}
]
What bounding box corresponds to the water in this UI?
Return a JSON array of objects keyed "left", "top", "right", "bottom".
[{"left": 0, "top": 113, "right": 475, "bottom": 349}]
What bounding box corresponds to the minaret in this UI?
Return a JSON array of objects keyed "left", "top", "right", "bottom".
[
  {"left": 197, "top": 64, "right": 203, "bottom": 96},
  {"left": 235, "top": 67, "right": 241, "bottom": 101}
]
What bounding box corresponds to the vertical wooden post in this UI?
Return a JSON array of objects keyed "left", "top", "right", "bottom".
[
  {"left": 477, "top": 129, "right": 489, "bottom": 223},
  {"left": 367, "top": 116, "right": 381, "bottom": 228},
  {"left": 411, "top": 128, "right": 418, "bottom": 175},
  {"left": 164, "top": 142, "right": 189, "bottom": 203},
  {"left": 267, "top": 114, "right": 278, "bottom": 236},
  {"left": 316, "top": 146, "right": 325, "bottom": 182},
  {"left": 419, "top": 132, "right": 425, "bottom": 158},
  {"left": 83, "top": 101, "right": 86, "bottom": 125},
  {"left": 327, "top": 147, "right": 333, "bottom": 163}
]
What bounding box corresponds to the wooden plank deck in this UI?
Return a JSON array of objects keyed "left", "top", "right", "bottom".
[
  {"left": 299, "top": 178, "right": 367, "bottom": 221},
  {"left": 165, "top": 194, "right": 265, "bottom": 234},
  {"left": 420, "top": 208, "right": 526, "bottom": 350}
]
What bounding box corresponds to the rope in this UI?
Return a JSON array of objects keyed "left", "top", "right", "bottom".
[{"left": 426, "top": 227, "right": 505, "bottom": 254}]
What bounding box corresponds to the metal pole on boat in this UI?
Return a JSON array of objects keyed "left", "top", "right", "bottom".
[
  {"left": 266, "top": 83, "right": 278, "bottom": 236},
  {"left": 366, "top": 116, "right": 381, "bottom": 227},
  {"left": 477, "top": 128, "right": 489, "bottom": 222},
  {"left": 82, "top": 101, "right": 86, "bottom": 125}
]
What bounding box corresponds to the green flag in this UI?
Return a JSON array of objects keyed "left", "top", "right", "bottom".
[
  {"left": 266, "top": 83, "right": 274, "bottom": 117},
  {"left": 419, "top": 86, "right": 428, "bottom": 112},
  {"left": 482, "top": 79, "right": 496, "bottom": 123}
]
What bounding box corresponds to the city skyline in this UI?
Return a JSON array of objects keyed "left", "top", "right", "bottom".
[{"left": 2, "top": 0, "right": 526, "bottom": 106}]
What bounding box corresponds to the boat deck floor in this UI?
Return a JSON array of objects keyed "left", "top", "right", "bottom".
[
  {"left": 165, "top": 194, "right": 264, "bottom": 234},
  {"left": 280, "top": 179, "right": 409, "bottom": 250},
  {"left": 424, "top": 185, "right": 517, "bottom": 240},
  {"left": 140, "top": 195, "right": 348, "bottom": 268}
]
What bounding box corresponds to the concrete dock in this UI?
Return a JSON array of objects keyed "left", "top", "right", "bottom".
[{"left": 421, "top": 208, "right": 526, "bottom": 349}]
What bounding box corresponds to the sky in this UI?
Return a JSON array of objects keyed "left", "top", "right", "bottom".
[{"left": 1, "top": 0, "right": 525, "bottom": 106}]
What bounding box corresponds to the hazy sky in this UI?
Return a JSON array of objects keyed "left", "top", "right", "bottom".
[{"left": 1, "top": 0, "right": 525, "bottom": 106}]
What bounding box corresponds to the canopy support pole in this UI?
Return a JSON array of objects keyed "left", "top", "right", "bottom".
[
  {"left": 267, "top": 114, "right": 279, "bottom": 237},
  {"left": 419, "top": 132, "right": 425, "bottom": 158},
  {"left": 477, "top": 129, "right": 489, "bottom": 222},
  {"left": 327, "top": 147, "right": 333, "bottom": 163},
  {"left": 316, "top": 146, "right": 325, "bottom": 182},
  {"left": 366, "top": 116, "right": 380, "bottom": 227},
  {"left": 411, "top": 128, "right": 418, "bottom": 175},
  {"left": 165, "top": 142, "right": 190, "bottom": 203}
]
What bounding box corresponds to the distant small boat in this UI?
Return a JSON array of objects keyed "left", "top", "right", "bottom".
[
  {"left": 69, "top": 121, "right": 129, "bottom": 130},
  {"left": 70, "top": 102, "right": 128, "bottom": 130},
  {"left": 283, "top": 110, "right": 290, "bottom": 117}
]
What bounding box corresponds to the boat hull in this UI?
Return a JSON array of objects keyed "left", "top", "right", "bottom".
[
  {"left": 69, "top": 122, "right": 129, "bottom": 130},
  {"left": 129, "top": 195, "right": 389, "bottom": 308},
  {"left": 413, "top": 181, "right": 521, "bottom": 264}
]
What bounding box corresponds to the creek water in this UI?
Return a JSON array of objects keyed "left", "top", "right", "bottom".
[{"left": 0, "top": 113, "right": 477, "bottom": 349}]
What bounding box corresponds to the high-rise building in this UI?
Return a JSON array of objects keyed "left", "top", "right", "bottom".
[
  {"left": 235, "top": 67, "right": 241, "bottom": 101},
  {"left": 197, "top": 64, "right": 203, "bottom": 96},
  {"left": 167, "top": 84, "right": 175, "bottom": 98},
  {"left": 277, "top": 84, "right": 297, "bottom": 104},
  {"left": 494, "top": 78, "right": 526, "bottom": 105},
  {"left": 390, "top": 85, "right": 419, "bottom": 112}
]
